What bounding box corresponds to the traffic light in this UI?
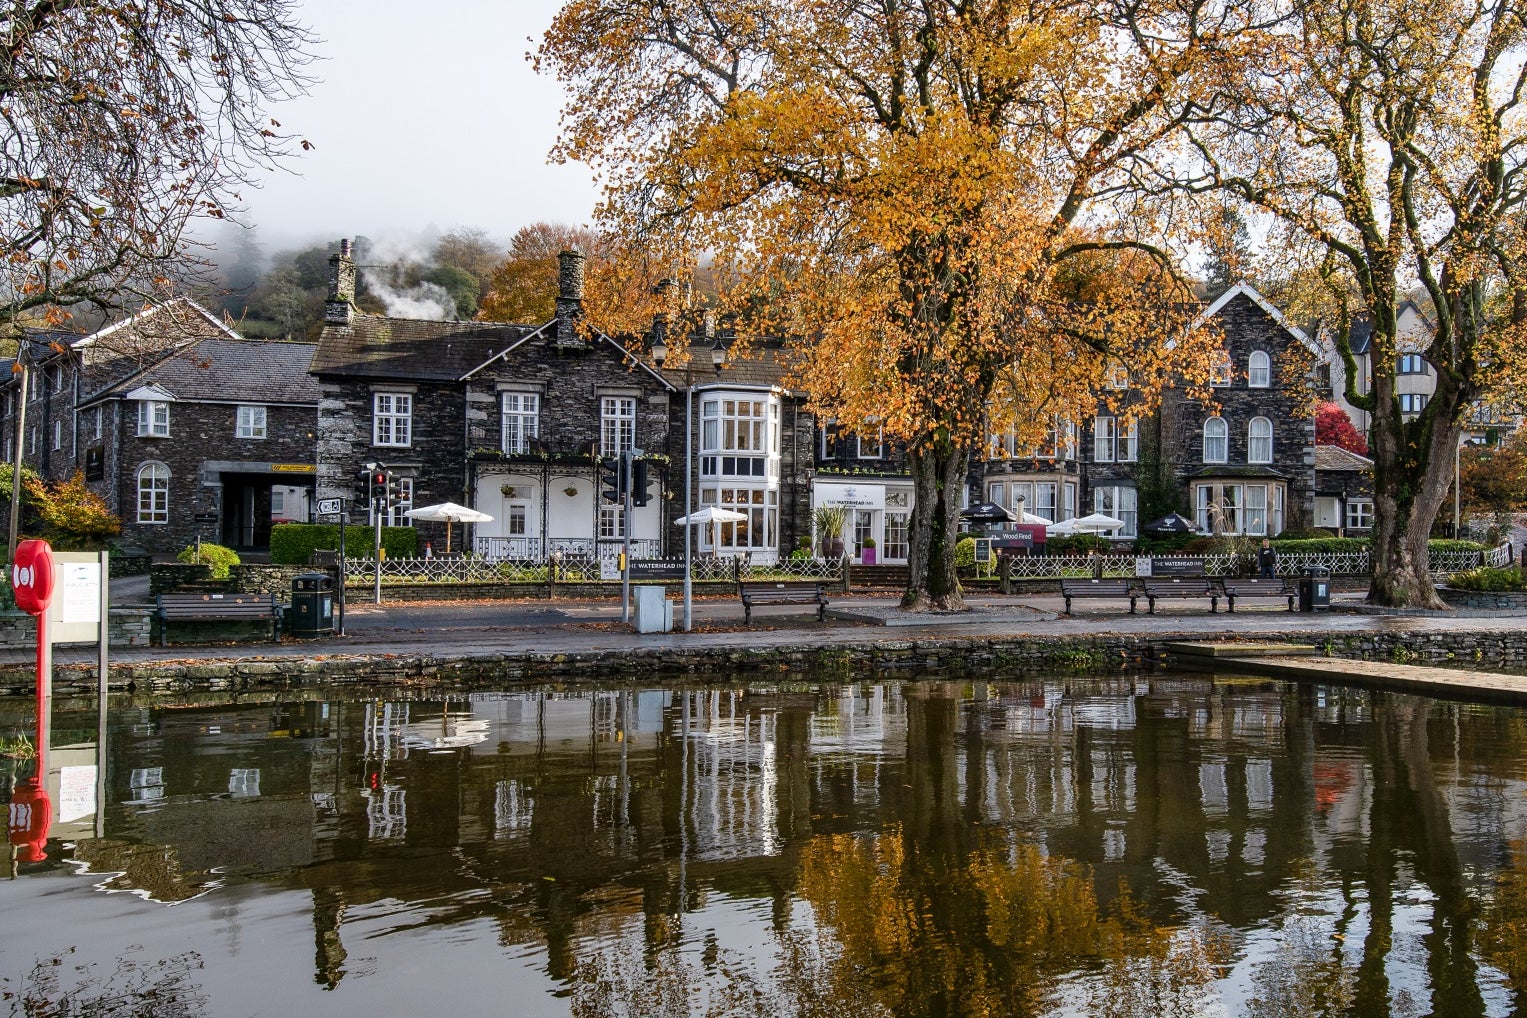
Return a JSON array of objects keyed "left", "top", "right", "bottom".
[
  {"left": 599, "top": 456, "right": 625, "bottom": 504},
  {"left": 356, "top": 463, "right": 378, "bottom": 506},
  {"left": 370, "top": 465, "right": 390, "bottom": 509},
  {"left": 631, "top": 458, "right": 649, "bottom": 507}
]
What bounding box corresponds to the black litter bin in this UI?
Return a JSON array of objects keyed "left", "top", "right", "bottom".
[
  {"left": 1298, "top": 566, "right": 1332, "bottom": 612},
  {"left": 291, "top": 572, "right": 335, "bottom": 637}
]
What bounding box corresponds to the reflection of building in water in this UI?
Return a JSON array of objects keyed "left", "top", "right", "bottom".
[
  {"left": 364, "top": 701, "right": 411, "bottom": 761},
  {"left": 675, "top": 689, "right": 780, "bottom": 861}
]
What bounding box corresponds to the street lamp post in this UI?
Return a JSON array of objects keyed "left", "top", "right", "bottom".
[{"left": 651, "top": 315, "right": 726, "bottom": 632}]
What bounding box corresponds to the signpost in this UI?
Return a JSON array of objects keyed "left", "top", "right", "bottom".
[
  {"left": 314, "top": 496, "right": 348, "bottom": 635},
  {"left": 1139, "top": 556, "right": 1207, "bottom": 578}
]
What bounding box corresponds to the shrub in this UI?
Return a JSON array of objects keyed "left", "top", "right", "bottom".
[
  {"left": 269, "top": 523, "right": 419, "bottom": 564},
  {"left": 1426, "top": 538, "right": 1488, "bottom": 554},
  {"left": 1270, "top": 537, "right": 1370, "bottom": 554},
  {"left": 1448, "top": 566, "right": 1527, "bottom": 592},
  {"left": 1047, "top": 534, "right": 1111, "bottom": 555},
  {"left": 25, "top": 471, "right": 120, "bottom": 549},
  {"left": 955, "top": 536, "right": 975, "bottom": 568},
  {"left": 177, "top": 542, "right": 240, "bottom": 579}
]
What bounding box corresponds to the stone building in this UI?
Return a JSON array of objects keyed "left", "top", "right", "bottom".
[
  {"left": 971, "top": 282, "right": 1319, "bottom": 540},
  {"left": 311, "top": 243, "right": 684, "bottom": 560},
  {"left": 1, "top": 299, "right": 320, "bottom": 555},
  {"left": 1312, "top": 445, "right": 1376, "bottom": 535}
]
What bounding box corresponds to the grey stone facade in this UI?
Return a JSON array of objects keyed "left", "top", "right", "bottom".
[{"left": 0, "top": 301, "right": 320, "bottom": 556}]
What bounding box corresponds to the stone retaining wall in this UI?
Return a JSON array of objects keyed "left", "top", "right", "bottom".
[
  {"left": 5, "top": 626, "right": 1526, "bottom": 698},
  {"left": 0, "top": 609, "right": 153, "bottom": 651},
  {"left": 1436, "top": 587, "right": 1527, "bottom": 611}
]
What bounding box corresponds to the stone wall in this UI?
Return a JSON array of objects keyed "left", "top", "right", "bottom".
[
  {"left": 14, "top": 625, "right": 1527, "bottom": 698},
  {"left": 0, "top": 608, "right": 153, "bottom": 651},
  {"left": 1437, "top": 587, "right": 1527, "bottom": 611}
]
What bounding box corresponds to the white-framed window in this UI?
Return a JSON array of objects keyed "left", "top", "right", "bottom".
[
  {"left": 700, "top": 396, "right": 778, "bottom": 480},
  {"left": 1247, "top": 350, "right": 1271, "bottom": 388},
  {"left": 373, "top": 392, "right": 412, "bottom": 447},
  {"left": 1247, "top": 417, "right": 1273, "bottom": 463},
  {"left": 137, "top": 401, "right": 169, "bottom": 437},
  {"left": 137, "top": 462, "right": 169, "bottom": 524},
  {"left": 236, "top": 405, "right": 267, "bottom": 439},
  {"left": 599, "top": 504, "right": 625, "bottom": 540},
  {"left": 1064, "top": 483, "right": 1076, "bottom": 520},
  {"left": 1196, "top": 482, "right": 1283, "bottom": 536},
  {"left": 1093, "top": 486, "right": 1138, "bottom": 537},
  {"left": 28, "top": 426, "right": 35, "bottom": 454},
  {"left": 987, "top": 481, "right": 1005, "bottom": 506},
  {"left": 1106, "top": 360, "right": 1129, "bottom": 389},
  {"left": 820, "top": 420, "right": 840, "bottom": 459},
  {"left": 1398, "top": 354, "right": 1427, "bottom": 375},
  {"left": 857, "top": 423, "right": 883, "bottom": 459},
  {"left": 1210, "top": 351, "right": 1234, "bottom": 386},
  {"left": 1033, "top": 482, "right": 1058, "bottom": 521},
  {"left": 600, "top": 396, "right": 636, "bottom": 457},
  {"left": 51, "top": 420, "right": 61, "bottom": 450},
  {"left": 1119, "top": 419, "right": 1138, "bottom": 462},
  {"left": 271, "top": 490, "right": 285, "bottom": 516},
  {"left": 507, "top": 503, "right": 528, "bottom": 536},
  {"left": 51, "top": 364, "right": 64, "bottom": 392},
  {"left": 699, "top": 486, "right": 777, "bottom": 551},
  {"left": 1093, "top": 416, "right": 1117, "bottom": 462},
  {"left": 1203, "top": 417, "right": 1228, "bottom": 463},
  {"left": 502, "top": 393, "right": 540, "bottom": 454},
  {"left": 1245, "top": 485, "right": 1268, "bottom": 535},
  {"left": 1399, "top": 393, "right": 1428, "bottom": 414},
  {"left": 93, "top": 406, "right": 102, "bottom": 440},
  {"left": 1346, "top": 499, "right": 1374, "bottom": 530}
]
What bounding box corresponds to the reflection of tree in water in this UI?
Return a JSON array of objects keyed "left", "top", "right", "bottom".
[
  {"left": 1481, "top": 839, "right": 1527, "bottom": 1014},
  {"left": 0, "top": 947, "right": 208, "bottom": 1017}
]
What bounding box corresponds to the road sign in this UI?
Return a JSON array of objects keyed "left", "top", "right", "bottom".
[{"left": 316, "top": 498, "right": 343, "bottom": 516}]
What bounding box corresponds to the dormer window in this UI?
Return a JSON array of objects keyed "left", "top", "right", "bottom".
[{"left": 137, "top": 401, "right": 169, "bottom": 437}]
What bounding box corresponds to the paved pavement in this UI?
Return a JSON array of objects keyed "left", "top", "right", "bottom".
[{"left": 78, "top": 577, "right": 1527, "bottom": 668}]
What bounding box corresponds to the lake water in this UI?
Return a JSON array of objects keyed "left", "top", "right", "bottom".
[{"left": 3, "top": 674, "right": 1527, "bottom": 1017}]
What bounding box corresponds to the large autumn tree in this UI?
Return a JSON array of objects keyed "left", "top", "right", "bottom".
[
  {"left": 1192, "top": 0, "right": 1527, "bottom": 606},
  {"left": 541, "top": 0, "right": 1245, "bottom": 609},
  {"left": 0, "top": 0, "right": 316, "bottom": 331}
]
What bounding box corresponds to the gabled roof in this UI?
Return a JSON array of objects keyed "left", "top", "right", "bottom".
[
  {"left": 88, "top": 339, "right": 321, "bottom": 407},
  {"left": 310, "top": 314, "right": 539, "bottom": 381},
  {"left": 663, "top": 338, "right": 796, "bottom": 393},
  {"left": 1313, "top": 445, "right": 1374, "bottom": 472},
  {"left": 1197, "top": 282, "right": 1321, "bottom": 356}
]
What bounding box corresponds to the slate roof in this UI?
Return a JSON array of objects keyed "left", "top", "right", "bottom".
[
  {"left": 310, "top": 314, "right": 538, "bottom": 381},
  {"left": 660, "top": 338, "right": 798, "bottom": 392},
  {"left": 1313, "top": 445, "right": 1374, "bottom": 472},
  {"left": 90, "top": 338, "right": 321, "bottom": 406},
  {"left": 1187, "top": 465, "right": 1289, "bottom": 479}
]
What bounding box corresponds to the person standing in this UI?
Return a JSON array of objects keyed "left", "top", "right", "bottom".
[{"left": 1258, "top": 539, "right": 1278, "bottom": 579}]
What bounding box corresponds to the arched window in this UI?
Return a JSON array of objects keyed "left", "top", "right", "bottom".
[
  {"left": 1203, "top": 417, "right": 1228, "bottom": 463},
  {"left": 1248, "top": 417, "right": 1273, "bottom": 463},
  {"left": 137, "top": 462, "right": 169, "bottom": 524},
  {"left": 1248, "top": 350, "right": 1271, "bottom": 388},
  {"left": 1210, "top": 351, "right": 1234, "bottom": 386}
]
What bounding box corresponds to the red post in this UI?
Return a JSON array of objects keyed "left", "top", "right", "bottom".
[{"left": 10, "top": 539, "right": 56, "bottom": 862}]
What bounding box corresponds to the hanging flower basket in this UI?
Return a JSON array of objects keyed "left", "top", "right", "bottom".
[{"left": 500, "top": 484, "right": 517, "bottom": 499}]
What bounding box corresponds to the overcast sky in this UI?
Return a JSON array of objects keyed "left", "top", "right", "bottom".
[{"left": 240, "top": 0, "right": 598, "bottom": 254}]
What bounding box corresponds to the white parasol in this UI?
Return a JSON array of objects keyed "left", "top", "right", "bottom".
[
  {"left": 404, "top": 501, "right": 494, "bottom": 554},
  {"left": 675, "top": 506, "right": 748, "bottom": 554}
]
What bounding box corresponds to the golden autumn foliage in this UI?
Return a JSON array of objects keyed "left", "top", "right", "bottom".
[
  {"left": 478, "top": 223, "right": 606, "bottom": 324},
  {"left": 540, "top": 0, "right": 1247, "bottom": 609}
]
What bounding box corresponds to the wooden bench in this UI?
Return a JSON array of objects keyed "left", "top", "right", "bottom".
[
  {"left": 1220, "top": 578, "right": 1296, "bottom": 612},
  {"left": 1060, "top": 579, "right": 1138, "bottom": 614},
  {"left": 157, "top": 592, "right": 282, "bottom": 646},
  {"left": 1142, "top": 578, "right": 1219, "bottom": 614},
  {"left": 738, "top": 581, "right": 829, "bottom": 623}
]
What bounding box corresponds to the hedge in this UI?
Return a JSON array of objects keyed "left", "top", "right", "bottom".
[{"left": 270, "top": 523, "right": 419, "bottom": 565}]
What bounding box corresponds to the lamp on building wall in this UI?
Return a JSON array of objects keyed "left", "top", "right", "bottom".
[{"left": 651, "top": 309, "right": 728, "bottom": 633}]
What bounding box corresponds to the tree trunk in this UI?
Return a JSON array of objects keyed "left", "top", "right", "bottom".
[
  {"left": 1367, "top": 380, "right": 1460, "bottom": 609},
  {"left": 903, "top": 441, "right": 969, "bottom": 611}
]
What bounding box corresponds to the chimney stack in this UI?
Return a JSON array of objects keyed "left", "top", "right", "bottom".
[
  {"left": 326, "top": 239, "right": 356, "bottom": 326},
  {"left": 555, "top": 248, "right": 586, "bottom": 346}
]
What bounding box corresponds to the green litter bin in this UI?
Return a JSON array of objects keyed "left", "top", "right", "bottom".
[{"left": 290, "top": 572, "right": 335, "bottom": 637}]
